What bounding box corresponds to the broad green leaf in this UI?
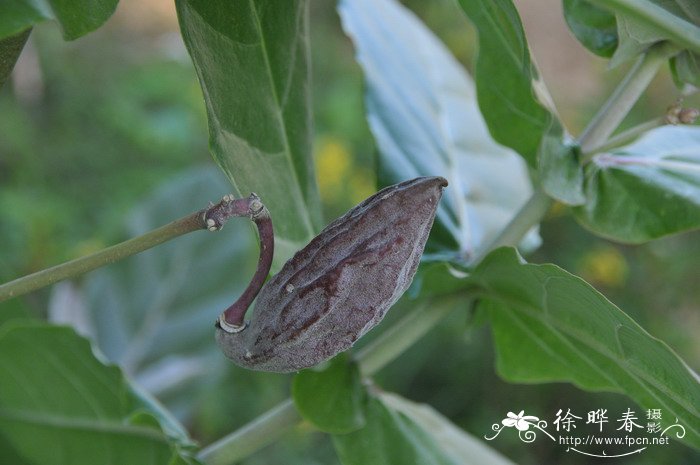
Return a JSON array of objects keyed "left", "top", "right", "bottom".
[
  {"left": 471, "top": 247, "right": 700, "bottom": 448},
  {"left": 0, "top": 322, "right": 202, "bottom": 465},
  {"left": 454, "top": 0, "right": 555, "bottom": 166},
  {"left": 0, "top": 28, "right": 30, "bottom": 90},
  {"left": 333, "top": 391, "right": 515, "bottom": 465},
  {"left": 539, "top": 126, "right": 585, "bottom": 205},
  {"left": 176, "top": 0, "right": 322, "bottom": 269},
  {"left": 52, "top": 167, "right": 258, "bottom": 418},
  {"left": 339, "top": 0, "right": 540, "bottom": 260},
  {"left": 292, "top": 354, "right": 365, "bottom": 434},
  {"left": 455, "top": 0, "right": 583, "bottom": 205},
  {"left": 562, "top": 0, "right": 618, "bottom": 57},
  {"left": 0, "top": 0, "right": 119, "bottom": 40},
  {"left": 574, "top": 126, "right": 700, "bottom": 243}
]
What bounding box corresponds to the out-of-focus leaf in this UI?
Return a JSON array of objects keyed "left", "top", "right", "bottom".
[
  {"left": 378, "top": 393, "right": 516, "bottom": 465},
  {"left": 563, "top": 0, "right": 618, "bottom": 57},
  {"left": 0, "top": 0, "right": 119, "bottom": 40},
  {"left": 332, "top": 390, "right": 515, "bottom": 465},
  {"left": 574, "top": 126, "right": 700, "bottom": 243},
  {"left": 292, "top": 354, "right": 365, "bottom": 434},
  {"left": 0, "top": 299, "right": 34, "bottom": 326},
  {"left": 176, "top": 0, "right": 322, "bottom": 269},
  {"left": 471, "top": 247, "right": 700, "bottom": 448},
  {"left": 0, "top": 28, "right": 30, "bottom": 90},
  {"left": 339, "top": 0, "right": 539, "bottom": 260},
  {"left": 0, "top": 322, "right": 202, "bottom": 465},
  {"left": 671, "top": 50, "right": 700, "bottom": 87},
  {"left": 455, "top": 0, "right": 557, "bottom": 166},
  {"left": 53, "top": 167, "right": 257, "bottom": 419}
]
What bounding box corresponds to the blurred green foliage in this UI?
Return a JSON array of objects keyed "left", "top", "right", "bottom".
[{"left": 0, "top": 1, "right": 698, "bottom": 464}]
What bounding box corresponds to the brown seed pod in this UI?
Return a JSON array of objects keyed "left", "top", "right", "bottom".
[{"left": 216, "top": 176, "right": 447, "bottom": 372}]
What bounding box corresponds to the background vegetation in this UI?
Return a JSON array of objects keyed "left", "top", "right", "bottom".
[{"left": 1, "top": 0, "right": 699, "bottom": 464}]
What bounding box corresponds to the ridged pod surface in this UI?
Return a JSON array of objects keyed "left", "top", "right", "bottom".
[{"left": 216, "top": 176, "right": 447, "bottom": 372}]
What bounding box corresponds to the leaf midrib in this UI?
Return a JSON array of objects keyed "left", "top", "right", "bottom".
[
  {"left": 0, "top": 407, "right": 171, "bottom": 443},
  {"left": 248, "top": 0, "right": 316, "bottom": 238}
]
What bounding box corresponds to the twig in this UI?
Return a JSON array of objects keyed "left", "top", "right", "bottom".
[{"left": 0, "top": 194, "right": 271, "bottom": 305}]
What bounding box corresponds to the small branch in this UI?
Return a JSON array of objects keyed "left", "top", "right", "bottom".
[
  {"left": 587, "top": 0, "right": 700, "bottom": 54},
  {"left": 577, "top": 42, "right": 678, "bottom": 154},
  {"left": 0, "top": 194, "right": 269, "bottom": 304},
  {"left": 0, "top": 212, "right": 205, "bottom": 303},
  {"left": 471, "top": 189, "right": 553, "bottom": 265},
  {"left": 198, "top": 399, "right": 300, "bottom": 465},
  {"left": 582, "top": 117, "right": 665, "bottom": 161},
  {"left": 356, "top": 295, "right": 465, "bottom": 376}
]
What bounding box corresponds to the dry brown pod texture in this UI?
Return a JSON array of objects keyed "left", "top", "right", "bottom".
[{"left": 216, "top": 176, "right": 448, "bottom": 372}]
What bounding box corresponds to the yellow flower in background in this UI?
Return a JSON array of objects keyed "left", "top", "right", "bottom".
[
  {"left": 579, "top": 246, "right": 628, "bottom": 288},
  {"left": 315, "top": 136, "right": 351, "bottom": 202}
]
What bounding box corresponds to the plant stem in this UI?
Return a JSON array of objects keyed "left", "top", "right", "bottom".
[
  {"left": 198, "top": 399, "right": 301, "bottom": 465},
  {"left": 357, "top": 295, "right": 465, "bottom": 376},
  {"left": 587, "top": 0, "right": 700, "bottom": 54},
  {"left": 582, "top": 117, "right": 665, "bottom": 160},
  {"left": 0, "top": 193, "right": 270, "bottom": 304},
  {"left": 471, "top": 188, "right": 552, "bottom": 265},
  {"left": 0, "top": 212, "right": 206, "bottom": 303},
  {"left": 578, "top": 42, "right": 678, "bottom": 154}
]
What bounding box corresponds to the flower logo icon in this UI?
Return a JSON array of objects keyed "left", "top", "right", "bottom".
[
  {"left": 486, "top": 410, "right": 555, "bottom": 443},
  {"left": 502, "top": 411, "right": 540, "bottom": 431}
]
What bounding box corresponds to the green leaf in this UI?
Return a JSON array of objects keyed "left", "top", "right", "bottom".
[
  {"left": 671, "top": 50, "right": 700, "bottom": 87},
  {"left": 0, "top": 0, "right": 119, "bottom": 40},
  {"left": 176, "top": 0, "right": 322, "bottom": 269},
  {"left": 539, "top": 125, "right": 585, "bottom": 205},
  {"left": 59, "top": 167, "right": 257, "bottom": 417},
  {"left": 407, "top": 262, "right": 470, "bottom": 300},
  {"left": 455, "top": 0, "right": 556, "bottom": 166},
  {"left": 471, "top": 247, "right": 700, "bottom": 448},
  {"left": 0, "top": 321, "right": 201, "bottom": 465},
  {"left": 562, "top": 0, "right": 618, "bottom": 57},
  {"left": 292, "top": 354, "right": 365, "bottom": 434},
  {"left": 333, "top": 391, "right": 515, "bottom": 465},
  {"left": 378, "top": 393, "right": 516, "bottom": 465},
  {"left": 0, "top": 28, "right": 30, "bottom": 90},
  {"left": 339, "top": 0, "right": 540, "bottom": 259},
  {"left": 574, "top": 126, "right": 700, "bottom": 243}
]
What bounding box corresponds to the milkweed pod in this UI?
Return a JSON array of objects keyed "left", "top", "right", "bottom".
[{"left": 216, "top": 176, "right": 448, "bottom": 372}]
